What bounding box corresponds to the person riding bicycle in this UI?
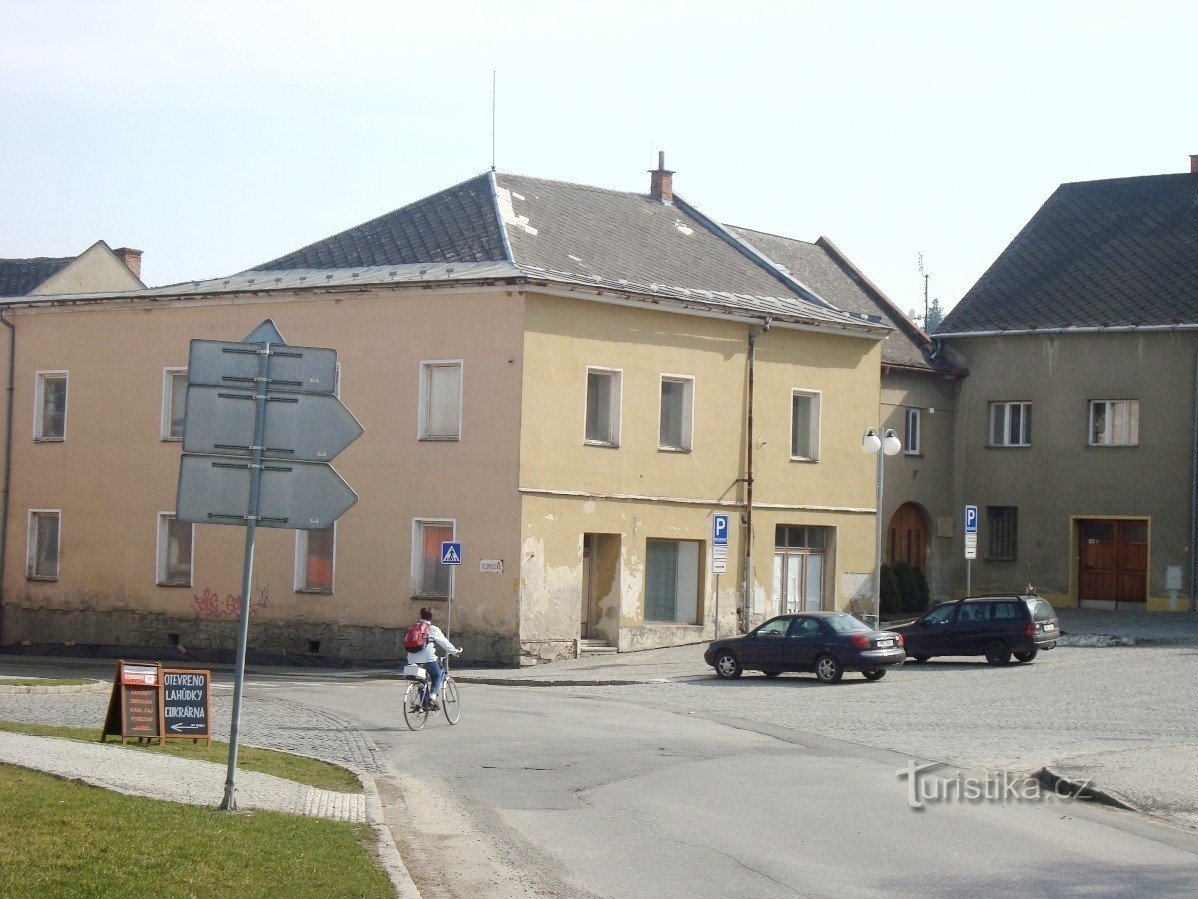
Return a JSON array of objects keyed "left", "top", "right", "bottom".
[{"left": 405, "top": 606, "right": 461, "bottom": 708}]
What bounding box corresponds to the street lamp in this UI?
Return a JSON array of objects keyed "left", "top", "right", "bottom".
[{"left": 862, "top": 427, "right": 902, "bottom": 628}]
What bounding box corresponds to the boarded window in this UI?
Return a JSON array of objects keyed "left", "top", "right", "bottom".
[
  {"left": 300, "top": 525, "right": 335, "bottom": 592},
  {"left": 27, "top": 511, "right": 60, "bottom": 580},
  {"left": 645, "top": 539, "right": 700, "bottom": 623},
  {"left": 420, "top": 362, "right": 462, "bottom": 440},
  {"left": 157, "top": 514, "right": 193, "bottom": 586},
  {"left": 35, "top": 373, "right": 67, "bottom": 441},
  {"left": 585, "top": 369, "right": 621, "bottom": 445},
  {"left": 790, "top": 391, "right": 820, "bottom": 460}
]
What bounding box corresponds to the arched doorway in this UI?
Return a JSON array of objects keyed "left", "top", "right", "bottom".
[{"left": 888, "top": 502, "right": 929, "bottom": 571}]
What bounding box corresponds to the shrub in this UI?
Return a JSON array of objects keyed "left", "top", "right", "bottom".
[
  {"left": 892, "top": 561, "right": 931, "bottom": 614},
  {"left": 879, "top": 563, "right": 901, "bottom": 616}
]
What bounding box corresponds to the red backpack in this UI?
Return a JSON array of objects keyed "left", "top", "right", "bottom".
[{"left": 404, "top": 620, "right": 431, "bottom": 652}]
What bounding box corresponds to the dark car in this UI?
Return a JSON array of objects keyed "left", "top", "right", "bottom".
[
  {"left": 703, "top": 612, "right": 906, "bottom": 683},
  {"left": 890, "top": 594, "right": 1059, "bottom": 665}
]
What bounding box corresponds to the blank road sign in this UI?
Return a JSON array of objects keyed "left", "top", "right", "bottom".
[{"left": 187, "top": 340, "right": 339, "bottom": 394}]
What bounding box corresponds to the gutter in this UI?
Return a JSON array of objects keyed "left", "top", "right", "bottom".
[
  {"left": 743, "top": 317, "right": 771, "bottom": 632},
  {"left": 1192, "top": 351, "right": 1198, "bottom": 613},
  {"left": 0, "top": 309, "right": 13, "bottom": 642},
  {"left": 937, "top": 324, "right": 1198, "bottom": 338}
]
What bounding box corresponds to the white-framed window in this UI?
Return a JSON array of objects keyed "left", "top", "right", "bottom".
[
  {"left": 790, "top": 390, "right": 821, "bottom": 460},
  {"left": 644, "top": 538, "right": 701, "bottom": 624},
  {"left": 585, "top": 367, "right": 622, "bottom": 446},
  {"left": 26, "top": 510, "right": 60, "bottom": 580},
  {"left": 412, "top": 519, "right": 455, "bottom": 598},
  {"left": 1089, "top": 400, "right": 1139, "bottom": 447},
  {"left": 905, "top": 408, "right": 922, "bottom": 456},
  {"left": 156, "top": 513, "right": 193, "bottom": 587},
  {"left": 162, "top": 368, "right": 188, "bottom": 440},
  {"left": 34, "top": 371, "right": 67, "bottom": 441},
  {"left": 296, "top": 525, "right": 335, "bottom": 593},
  {"left": 418, "top": 360, "right": 462, "bottom": 440},
  {"left": 989, "top": 401, "right": 1031, "bottom": 447},
  {"left": 658, "top": 375, "right": 694, "bottom": 451}
]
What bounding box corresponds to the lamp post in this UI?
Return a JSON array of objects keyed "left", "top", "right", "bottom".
[{"left": 862, "top": 427, "right": 902, "bottom": 628}]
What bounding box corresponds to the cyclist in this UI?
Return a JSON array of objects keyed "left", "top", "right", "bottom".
[{"left": 406, "top": 606, "right": 461, "bottom": 708}]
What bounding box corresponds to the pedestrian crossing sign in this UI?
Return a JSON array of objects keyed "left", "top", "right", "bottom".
[{"left": 440, "top": 541, "right": 462, "bottom": 565}]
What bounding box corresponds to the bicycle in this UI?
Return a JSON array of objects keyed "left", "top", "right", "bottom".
[{"left": 403, "top": 652, "right": 461, "bottom": 730}]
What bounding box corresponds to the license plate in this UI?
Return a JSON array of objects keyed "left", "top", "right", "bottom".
[
  {"left": 1043, "top": 623, "right": 1057, "bottom": 631},
  {"left": 875, "top": 639, "right": 893, "bottom": 648}
]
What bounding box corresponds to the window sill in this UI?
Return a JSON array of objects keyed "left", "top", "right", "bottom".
[
  {"left": 297, "top": 587, "right": 334, "bottom": 595},
  {"left": 904, "top": 451, "right": 923, "bottom": 458},
  {"left": 161, "top": 436, "right": 182, "bottom": 443},
  {"left": 657, "top": 446, "right": 691, "bottom": 454},
  {"left": 419, "top": 436, "right": 460, "bottom": 442},
  {"left": 790, "top": 456, "right": 819, "bottom": 463},
  {"left": 1086, "top": 443, "right": 1138, "bottom": 448},
  {"left": 157, "top": 581, "right": 193, "bottom": 588},
  {"left": 33, "top": 437, "right": 65, "bottom": 444},
  {"left": 643, "top": 622, "right": 704, "bottom": 628},
  {"left": 26, "top": 575, "right": 58, "bottom": 582},
  {"left": 584, "top": 440, "right": 620, "bottom": 449},
  {"left": 986, "top": 444, "right": 1031, "bottom": 449},
  {"left": 411, "top": 595, "right": 448, "bottom": 602},
  {"left": 984, "top": 557, "right": 1017, "bottom": 563}
]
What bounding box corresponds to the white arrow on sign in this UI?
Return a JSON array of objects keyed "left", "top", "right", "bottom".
[{"left": 169, "top": 722, "right": 206, "bottom": 732}]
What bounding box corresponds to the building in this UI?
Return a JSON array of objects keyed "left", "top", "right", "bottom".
[
  {"left": 936, "top": 156, "right": 1198, "bottom": 612},
  {"left": 0, "top": 163, "right": 904, "bottom": 664}
]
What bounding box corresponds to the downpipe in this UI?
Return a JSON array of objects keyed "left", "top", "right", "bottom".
[{"left": 743, "top": 317, "right": 771, "bottom": 633}]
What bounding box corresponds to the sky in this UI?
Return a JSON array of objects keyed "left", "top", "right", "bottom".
[{"left": 3, "top": 0, "right": 1196, "bottom": 320}]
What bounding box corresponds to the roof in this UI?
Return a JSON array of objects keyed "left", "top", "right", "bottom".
[
  {"left": 0, "top": 257, "right": 73, "bottom": 296},
  {"left": 938, "top": 172, "right": 1198, "bottom": 335}
]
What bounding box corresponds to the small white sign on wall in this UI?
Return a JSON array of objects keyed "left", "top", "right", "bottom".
[{"left": 479, "top": 559, "right": 504, "bottom": 574}]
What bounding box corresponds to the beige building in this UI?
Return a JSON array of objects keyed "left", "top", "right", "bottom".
[{"left": 1, "top": 167, "right": 903, "bottom": 664}]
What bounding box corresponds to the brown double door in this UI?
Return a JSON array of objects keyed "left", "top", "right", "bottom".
[
  {"left": 887, "top": 502, "right": 928, "bottom": 570},
  {"left": 1079, "top": 519, "right": 1147, "bottom": 604}
]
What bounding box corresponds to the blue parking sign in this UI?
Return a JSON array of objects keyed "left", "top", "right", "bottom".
[
  {"left": 713, "top": 514, "right": 729, "bottom": 546},
  {"left": 964, "top": 505, "right": 978, "bottom": 535}
]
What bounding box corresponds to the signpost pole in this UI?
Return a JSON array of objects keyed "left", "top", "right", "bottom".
[
  {"left": 446, "top": 563, "right": 454, "bottom": 639},
  {"left": 219, "top": 341, "right": 270, "bottom": 811}
]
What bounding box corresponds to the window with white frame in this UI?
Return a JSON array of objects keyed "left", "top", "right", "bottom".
[
  {"left": 419, "top": 361, "right": 462, "bottom": 440},
  {"left": 658, "top": 375, "right": 693, "bottom": 451},
  {"left": 644, "top": 538, "right": 701, "bottom": 623},
  {"left": 297, "top": 525, "right": 335, "bottom": 593},
  {"left": 989, "top": 401, "right": 1031, "bottom": 447},
  {"left": 905, "top": 408, "right": 922, "bottom": 455},
  {"left": 162, "top": 368, "right": 188, "bottom": 440},
  {"left": 585, "top": 368, "right": 621, "bottom": 446},
  {"left": 1089, "top": 400, "right": 1139, "bottom": 446},
  {"left": 34, "top": 372, "right": 67, "bottom": 441},
  {"left": 790, "top": 390, "right": 821, "bottom": 460},
  {"left": 27, "top": 510, "right": 60, "bottom": 580},
  {"left": 413, "top": 519, "right": 454, "bottom": 597},
  {"left": 157, "top": 513, "right": 193, "bottom": 586}
]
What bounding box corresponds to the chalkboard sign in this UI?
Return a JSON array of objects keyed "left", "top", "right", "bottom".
[
  {"left": 161, "top": 668, "right": 212, "bottom": 744},
  {"left": 101, "top": 661, "right": 162, "bottom": 744}
]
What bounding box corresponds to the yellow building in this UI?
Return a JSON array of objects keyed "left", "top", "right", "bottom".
[{"left": 0, "top": 166, "right": 892, "bottom": 664}]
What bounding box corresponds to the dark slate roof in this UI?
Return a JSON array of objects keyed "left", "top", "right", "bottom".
[
  {"left": 938, "top": 172, "right": 1198, "bottom": 334},
  {"left": 727, "top": 226, "right": 941, "bottom": 370},
  {"left": 0, "top": 257, "right": 73, "bottom": 297}
]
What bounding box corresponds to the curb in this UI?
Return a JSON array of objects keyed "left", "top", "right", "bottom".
[
  {"left": 453, "top": 675, "right": 672, "bottom": 687},
  {"left": 359, "top": 771, "right": 421, "bottom": 899},
  {"left": 1034, "top": 767, "right": 1139, "bottom": 812},
  {"left": 0, "top": 680, "right": 108, "bottom": 694}
]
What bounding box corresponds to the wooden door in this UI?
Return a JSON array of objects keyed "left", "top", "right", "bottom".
[
  {"left": 887, "top": 503, "right": 928, "bottom": 571},
  {"left": 1079, "top": 519, "right": 1147, "bottom": 604}
]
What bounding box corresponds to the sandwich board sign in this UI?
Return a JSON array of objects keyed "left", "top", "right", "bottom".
[
  {"left": 101, "top": 661, "right": 162, "bottom": 744},
  {"left": 162, "top": 668, "right": 212, "bottom": 744}
]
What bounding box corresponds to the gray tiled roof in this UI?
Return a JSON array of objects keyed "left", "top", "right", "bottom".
[
  {"left": 938, "top": 172, "right": 1198, "bottom": 334},
  {"left": 0, "top": 257, "right": 73, "bottom": 297},
  {"left": 727, "top": 227, "right": 940, "bottom": 370}
]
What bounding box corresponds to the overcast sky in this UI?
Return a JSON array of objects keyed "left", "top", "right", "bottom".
[{"left": 3, "top": 1, "right": 1196, "bottom": 318}]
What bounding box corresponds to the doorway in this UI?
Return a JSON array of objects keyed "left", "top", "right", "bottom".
[
  {"left": 582, "top": 533, "right": 620, "bottom": 641},
  {"left": 887, "top": 502, "right": 929, "bottom": 570},
  {"left": 1079, "top": 519, "right": 1148, "bottom": 607},
  {"left": 773, "top": 525, "right": 827, "bottom": 614}
]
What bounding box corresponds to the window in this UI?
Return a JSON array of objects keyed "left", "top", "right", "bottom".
[
  {"left": 905, "top": 408, "right": 922, "bottom": 455},
  {"left": 986, "top": 506, "right": 1018, "bottom": 561},
  {"left": 419, "top": 361, "right": 462, "bottom": 440},
  {"left": 774, "top": 525, "right": 827, "bottom": 614},
  {"left": 34, "top": 372, "right": 67, "bottom": 441},
  {"left": 923, "top": 603, "right": 956, "bottom": 625},
  {"left": 297, "top": 525, "right": 335, "bottom": 593},
  {"left": 658, "top": 375, "right": 693, "bottom": 451},
  {"left": 27, "top": 510, "right": 60, "bottom": 580},
  {"left": 790, "top": 390, "right": 821, "bottom": 460},
  {"left": 157, "top": 514, "right": 193, "bottom": 586},
  {"left": 993, "top": 601, "right": 1022, "bottom": 620},
  {"left": 1089, "top": 400, "right": 1139, "bottom": 446},
  {"left": 644, "top": 538, "right": 700, "bottom": 623},
  {"left": 585, "top": 368, "right": 621, "bottom": 446},
  {"left": 413, "top": 520, "right": 454, "bottom": 597},
  {"left": 989, "top": 402, "right": 1031, "bottom": 447},
  {"left": 162, "top": 368, "right": 188, "bottom": 440},
  {"left": 755, "top": 617, "right": 790, "bottom": 637}
]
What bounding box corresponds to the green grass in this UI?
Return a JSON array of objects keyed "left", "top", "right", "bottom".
[
  {"left": 0, "top": 676, "right": 95, "bottom": 687},
  {"left": 0, "top": 765, "right": 393, "bottom": 898},
  {"left": 0, "top": 720, "right": 361, "bottom": 793}
]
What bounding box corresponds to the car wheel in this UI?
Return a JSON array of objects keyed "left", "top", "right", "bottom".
[
  {"left": 814, "top": 654, "right": 843, "bottom": 683},
  {"left": 985, "top": 641, "right": 1011, "bottom": 665},
  {"left": 762, "top": 670, "right": 782, "bottom": 678},
  {"left": 862, "top": 669, "right": 886, "bottom": 681},
  {"left": 1014, "top": 649, "right": 1038, "bottom": 663},
  {"left": 714, "top": 650, "right": 743, "bottom": 679}
]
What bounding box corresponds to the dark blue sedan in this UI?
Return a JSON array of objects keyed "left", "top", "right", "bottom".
[{"left": 704, "top": 612, "right": 906, "bottom": 683}]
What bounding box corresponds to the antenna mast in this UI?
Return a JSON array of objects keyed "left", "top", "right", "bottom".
[
  {"left": 491, "top": 69, "right": 497, "bottom": 172},
  {"left": 918, "top": 252, "right": 929, "bottom": 327}
]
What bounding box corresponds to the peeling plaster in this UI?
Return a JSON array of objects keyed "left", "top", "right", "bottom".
[
  {"left": 544, "top": 513, "right": 557, "bottom": 521},
  {"left": 496, "top": 188, "right": 539, "bottom": 235},
  {"left": 520, "top": 535, "right": 583, "bottom": 639},
  {"left": 582, "top": 500, "right": 597, "bottom": 515}
]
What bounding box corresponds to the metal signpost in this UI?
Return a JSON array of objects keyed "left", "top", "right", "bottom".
[
  {"left": 712, "top": 514, "right": 729, "bottom": 638},
  {"left": 440, "top": 541, "right": 462, "bottom": 638},
  {"left": 175, "top": 320, "right": 363, "bottom": 810},
  {"left": 964, "top": 504, "right": 978, "bottom": 597}
]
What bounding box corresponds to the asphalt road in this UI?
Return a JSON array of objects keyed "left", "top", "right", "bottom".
[{"left": 255, "top": 674, "right": 1198, "bottom": 898}]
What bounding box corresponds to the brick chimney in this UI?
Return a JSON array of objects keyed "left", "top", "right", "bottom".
[
  {"left": 1191, "top": 154, "right": 1198, "bottom": 174},
  {"left": 649, "top": 151, "right": 674, "bottom": 204},
  {"left": 113, "top": 247, "right": 143, "bottom": 280}
]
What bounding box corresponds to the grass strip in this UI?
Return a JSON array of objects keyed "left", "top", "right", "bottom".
[
  {"left": 0, "top": 720, "right": 361, "bottom": 793},
  {"left": 0, "top": 677, "right": 95, "bottom": 687},
  {"left": 0, "top": 764, "right": 392, "bottom": 898}
]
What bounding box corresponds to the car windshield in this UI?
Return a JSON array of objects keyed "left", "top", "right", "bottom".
[
  {"left": 1026, "top": 597, "right": 1056, "bottom": 621},
  {"left": 824, "top": 614, "right": 871, "bottom": 635}
]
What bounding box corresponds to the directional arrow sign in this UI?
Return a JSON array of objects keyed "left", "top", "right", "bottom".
[
  {"left": 187, "top": 339, "right": 338, "bottom": 394},
  {"left": 176, "top": 454, "right": 358, "bottom": 530},
  {"left": 182, "top": 386, "right": 364, "bottom": 462}
]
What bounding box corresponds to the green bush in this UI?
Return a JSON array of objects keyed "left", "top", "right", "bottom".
[
  {"left": 892, "top": 562, "right": 930, "bottom": 614},
  {"left": 879, "top": 563, "right": 901, "bottom": 616}
]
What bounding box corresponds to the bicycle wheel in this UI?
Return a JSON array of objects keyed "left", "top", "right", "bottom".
[
  {"left": 403, "top": 681, "right": 428, "bottom": 731},
  {"left": 442, "top": 678, "right": 461, "bottom": 725}
]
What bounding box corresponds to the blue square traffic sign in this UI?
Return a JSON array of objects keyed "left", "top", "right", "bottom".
[
  {"left": 440, "top": 541, "right": 462, "bottom": 565},
  {"left": 964, "top": 505, "right": 978, "bottom": 535},
  {"left": 713, "top": 514, "right": 729, "bottom": 546}
]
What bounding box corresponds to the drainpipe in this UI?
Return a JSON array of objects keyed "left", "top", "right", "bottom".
[
  {"left": 1191, "top": 351, "right": 1198, "bottom": 612},
  {"left": 0, "top": 309, "right": 14, "bottom": 643},
  {"left": 743, "top": 317, "right": 771, "bottom": 633}
]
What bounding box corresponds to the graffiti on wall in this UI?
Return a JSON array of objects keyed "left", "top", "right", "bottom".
[{"left": 191, "top": 583, "right": 271, "bottom": 618}]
